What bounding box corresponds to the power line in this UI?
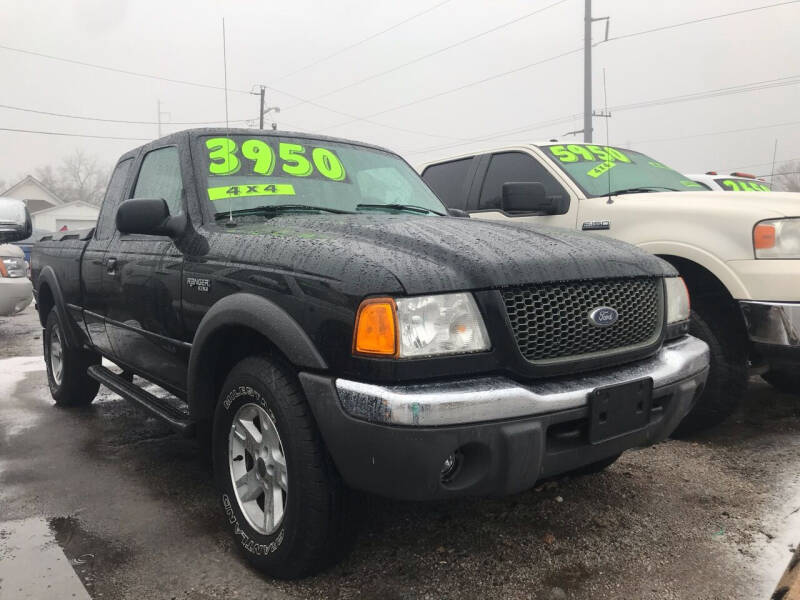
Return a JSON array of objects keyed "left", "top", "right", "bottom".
[
  {"left": 0, "top": 103, "right": 252, "bottom": 126},
  {"left": 599, "top": 0, "right": 799, "bottom": 45},
  {"left": 290, "top": 1, "right": 795, "bottom": 129},
  {"left": 320, "top": 46, "right": 583, "bottom": 133},
  {"left": 630, "top": 119, "right": 800, "bottom": 145},
  {"left": 610, "top": 75, "right": 800, "bottom": 112},
  {"left": 0, "top": 43, "right": 467, "bottom": 141},
  {"left": 270, "top": 0, "right": 454, "bottom": 83},
  {"left": 407, "top": 75, "right": 800, "bottom": 156},
  {"left": 724, "top": 156, "right": 800, "bottom": 171},
  {"left": 0, "top": 43, "right": 253, "bottom": 95},
  {"left": 283, "top": 0, "right": 570, "bottom": 111},
  {"left": 0, "top": 127, "right": 150, "bottom": 141}
]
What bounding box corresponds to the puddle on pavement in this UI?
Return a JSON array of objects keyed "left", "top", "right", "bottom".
[
  {"left": 0, "top": 356, "right": 46, "bottom": 438},
  {"left": 48, "top": 515, "right": 132, "bottom": 596}
]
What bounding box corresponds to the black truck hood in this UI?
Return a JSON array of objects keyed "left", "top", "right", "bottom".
[{"left": 203, "top": 214, "right": 674, "bottom": 296}]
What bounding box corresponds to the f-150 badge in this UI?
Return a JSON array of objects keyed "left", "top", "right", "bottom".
[
  {"left": 582, "top": 220, "right": 610, "bottom": 231},
  {"left": 187, "top": 277, "right": 211, "bottom": 293}
]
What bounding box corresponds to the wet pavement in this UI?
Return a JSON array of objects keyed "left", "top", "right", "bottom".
[{"left": 1, "top": 305, "right": 799, "bottom": 599}]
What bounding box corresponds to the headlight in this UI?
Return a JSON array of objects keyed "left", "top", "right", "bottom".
[
  {"left": 754, "top": 218, "right": 800, "bottom": 258},
  {"left": 0, "top": 257, "right": 26, "bottom": 278},
  {"left": 665, "top": 277, "right": 690, "bottom": 324},
  {"left": 353, "top": 293, "right": 490, "bottom": 358}
]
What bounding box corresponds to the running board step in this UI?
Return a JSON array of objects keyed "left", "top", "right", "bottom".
[{"left": 87, "top": 365, "right": 195, "bottom": 436}]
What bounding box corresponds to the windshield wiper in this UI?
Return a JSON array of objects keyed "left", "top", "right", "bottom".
[
  {"left": 355, "top": 203, "right": 445, "bottom": 216},
  {"left": 611, "top": 186, "right": 678, "bottom": 195},
  {"left": 215, "top": 204, "right": 354, "bottom": 220}
]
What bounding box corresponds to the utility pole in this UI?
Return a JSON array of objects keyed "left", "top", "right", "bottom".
[
  {"left": 156, "top": 100, "right": 170, "bottom": 138},
  {"left": 584, "top": 0, "right": 592, "bottom": 143},
  {"left": 583, "top": 0, "right": 609, "bottom": 143},
  {"left": 250, "top": 85, "right": 280, "bottom": 130},
  {"left": 257, "top": 86, "right": 266, "bottom": 129}
]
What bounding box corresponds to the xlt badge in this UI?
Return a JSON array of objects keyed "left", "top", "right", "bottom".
[{"left": 187, "top": 277, "right": 210, "bottom": 293}]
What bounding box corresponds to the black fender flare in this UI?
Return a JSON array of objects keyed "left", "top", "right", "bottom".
[
  {"left": 36, "top": 266, "right": 83, "bottom": 349},
  {"left": 187, "top": 292, "right": 328, "bottom": 420}
]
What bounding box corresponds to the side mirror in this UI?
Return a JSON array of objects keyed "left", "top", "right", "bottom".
[
  {"left": 501, "top": 182, "right": 568, "bottom": 215},
  {"left": 0, "top": 198, "right": 32, "bottom": 243},
  {"left": 116, "top": 198, "right": 186, "bottom": 238},
  {"left": 447, "top": 208, "right": 470, "bottom": 218}
]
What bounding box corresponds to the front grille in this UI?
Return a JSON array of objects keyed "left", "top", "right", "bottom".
[{"left": 501, "top": 277, "right": 662, "bottom": 364}]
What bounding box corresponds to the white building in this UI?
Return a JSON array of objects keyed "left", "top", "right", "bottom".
[
  {"left": 28, "top": 201, "right": 101, "bottom": 231},
  {"left": 1, "top": 175, "right": 100, "bottom": 232}
]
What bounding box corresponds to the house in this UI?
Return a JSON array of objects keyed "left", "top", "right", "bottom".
[
  {"left": 1, "top": 175, "right": 100, "bottom": 231},
  {"left": 1, "top": 175, "right": 64, "bottom": 214},
  {"left": 28, "top": 201, "right": 101, "bottom": 232}
]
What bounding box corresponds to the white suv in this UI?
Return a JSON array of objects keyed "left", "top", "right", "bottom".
[
  {"left": 0, "top": 198, "right": 33, "bottom": 316},
  {"left": 420, "top": 144, "right": 800, "bottom": 434}
]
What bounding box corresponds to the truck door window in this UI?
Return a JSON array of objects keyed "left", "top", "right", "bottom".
[
  {"left": 132, "top": 147, "right": 184, "bottom": 216},
  {"left": 95, "top": 158, "right": 133, "bottom": 240},
  {"left": 479, "top": 152, "right": 566, "bottom": 210},
  {"left": 421, "top": 158, "right": 473, "bottom": 210}
]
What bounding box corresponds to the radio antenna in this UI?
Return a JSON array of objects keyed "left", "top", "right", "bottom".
[
  {"left": 603, "top": 68, "right": 613, "bottom": 204},
  {"left": 222, "top": 18, "right": 230, "bottom": 130},
  {"left": 222, "top": 17, "right": 235, "bottom": 226}
]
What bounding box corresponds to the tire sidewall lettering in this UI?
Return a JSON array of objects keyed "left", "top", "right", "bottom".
[{"left": 220, "top": 383, "right": 284, "bottom": 556}]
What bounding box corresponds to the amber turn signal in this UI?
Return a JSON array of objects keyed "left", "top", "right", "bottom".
[
  {"left": 754, "top": 224, "right": 776, "bottom": 250},
  {"left": 353, "top": 297, "right": 398, "bottom": 357}
]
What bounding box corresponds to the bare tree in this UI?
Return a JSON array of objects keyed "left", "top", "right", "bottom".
[
  {"left": 773, "top": 159, "right": 800, "bottom": 192},
  {"left": 35, "top": 150, "right": 111, "bottom": 206}
]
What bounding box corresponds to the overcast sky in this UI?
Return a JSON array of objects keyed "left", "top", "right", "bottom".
[{"left": 1, "top": 0, "right": 799, "bottom": 186}]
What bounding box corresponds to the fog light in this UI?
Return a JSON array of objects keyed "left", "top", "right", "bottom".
[{"left": 440, "top": 452, "right": 461, "bottom": 483}]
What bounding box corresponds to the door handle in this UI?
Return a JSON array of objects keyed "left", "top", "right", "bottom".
[{"left": 106, "top": 257, "right": 117, "bottom": 276}]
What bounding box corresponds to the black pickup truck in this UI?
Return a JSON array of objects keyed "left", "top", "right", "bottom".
[{"left": 32, "top": 128, "right": 709, "bottom": 578}]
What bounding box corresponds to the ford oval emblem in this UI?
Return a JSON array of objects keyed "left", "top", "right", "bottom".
[{"left": 588, "top": 306, "right": 619, "bottom": 327}]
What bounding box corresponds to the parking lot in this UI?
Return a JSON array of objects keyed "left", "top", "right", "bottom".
[{"left": 0, "top": 305, "right": 796, "bottom": 599}]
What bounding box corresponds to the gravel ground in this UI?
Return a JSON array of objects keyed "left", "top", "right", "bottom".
[{"left": 1, "top": 305, "right": 799, "bottom": 599}]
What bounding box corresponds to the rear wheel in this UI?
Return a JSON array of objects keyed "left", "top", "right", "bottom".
[
  {"left": 672, "top": 303, "right": 748, "bottom": 437},
  {"left": 762, "top": 369, "right": 800, "bottom": 395},
  {"left": 44, "top": 308, "right": 100, "bottom": 406},
  {"left": 212, "top": 354, "right": 352, "bottom": 579}
]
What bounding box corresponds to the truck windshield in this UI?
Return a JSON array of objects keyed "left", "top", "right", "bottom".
[
  {"left": 538, "top": 144, "right": 703, "bottom": 197},
  {"left": 198, "top": 135, "right": 446, "bottom": 217}
]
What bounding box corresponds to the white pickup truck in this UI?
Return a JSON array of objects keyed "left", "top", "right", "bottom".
[{"left": 420, "top": 143, "right": 799, "bottom": 434}]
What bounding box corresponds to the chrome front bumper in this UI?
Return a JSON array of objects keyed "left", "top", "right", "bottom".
[
  {"left": 740, "top": 301, "right": 800, "bottom": 347},
  {"left": 336, "top": 335, "right": 710, "bottom": 426}
]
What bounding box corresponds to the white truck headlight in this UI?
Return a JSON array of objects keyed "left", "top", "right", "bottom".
[
  {"left": 396, "top": 293, "right": 490, "bottom": 358},
  {"left": 754, "top": 218, "right": 800, "bottom": 258},
  {"left": 665, "top": 277, "right": 690, "bottom": 324},
  {"left": 0, "top": 257, "right": 27, "bottom": 278}
]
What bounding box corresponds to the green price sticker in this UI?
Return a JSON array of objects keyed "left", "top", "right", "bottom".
[
  {"left": 208, "top": 183, "right": 296, "bottom": 201},
  {"left": 719, "top": 179, "right": 770, "bottom": 192},
  {"left": 680, "top": 180, "right": 704, "bottom": 189},
  {"left": 206, "top": 138, "right": 348, "bottom": 182},
  {"left": 587, "top": 161, "right": 617, "bottom": 178},
  {"left": 547, "top": 144, "right": 632, "bottom": 164}
]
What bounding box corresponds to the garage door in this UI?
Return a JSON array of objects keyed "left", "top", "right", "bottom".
[{"left": 55, "top": 219, "right": 97, "bottom": 231}]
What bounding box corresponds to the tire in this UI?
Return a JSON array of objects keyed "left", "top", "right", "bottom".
[
  {"left": 43, "top": 308, "right": 100, "bottom": 407},
  {"left": 672, "top": 304, "right": 748, "bottom": 437},
  {"left": 762, "top": 369, "right": 800, "bottom": 395},
  {"left": 212, "top": 354, "right": 352, "bottom": 579}
]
